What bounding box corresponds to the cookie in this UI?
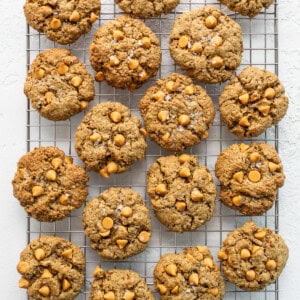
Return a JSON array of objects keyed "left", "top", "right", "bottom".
[
  {"left": 215, "top": 143, "right": 285, "bottom": 215},
  {"left": 12, "top": 146, "right": 89, "bottom": 222},
  {"left": 169, "top": 6, "right": 243, "bottom": 83},
  {"left": 218, "top": 221, "right": 289, "bottom": 291},
  {"left": 75, "top": 102, "right": 147, "bottom": 178},
  {"left": 24, "top": 0, "right": 101, "bottom": 44},
  {"left": 90, "top": 15, "right": 161, "bottom": 91},
  {"left": 17, "top": 235, "right": 85, "bottom": 300},
  {"left": 82, "top": 187, "right": 152, "bottom": 260},
  {"left": 154, "top": 246, "right": 226, "bottom": 299},
  {"left": 139, "top": 73, "right": 215, "bottom": 152},
  {"left": 147, "top": 154, "right": 217, "bottom": 232},
  {"left": 90, "top": 267, "right": 155, "bottom": 300},
  {"left": 24, "top": 48, "right": 95, "bottom": 121},
  {"left": 219, "top": 0, "right": 274, "bottom": 17},
  {"left": 219, "top": 66, "right": 289, "bottom": 139},
  {"left": 115, "top": 0, "right": 179, "bottom": 19}
]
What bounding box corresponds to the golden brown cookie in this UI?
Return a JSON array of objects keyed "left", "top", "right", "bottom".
[
  {"left": 24, "top": 0, "right": 101, "bottom": 44},
  {"left": 90, "top": 15, "right": 161, "bottom": 91},
  {"left": 139, "top": 73, "right": 215, "bottom": 152},
  {"left": 218, "top": 221, "right": 289, "bottom": 291},
  {"left": 215, "top": 143, "right": 285, "bottom": 215},
  {"left": 24, "top": 48, "right": 95, "bottom": 121},
  {"left": 12, "top": 146, "right": 89, "bottom": 222},
  {"left": 17, "top": 236, "right": 85, "bottom": 300},
  {"left": 169, "top": 6, "right": 243, "bottom": 83}
]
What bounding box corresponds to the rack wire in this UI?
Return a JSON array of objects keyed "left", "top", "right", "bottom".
[{"left": 26, "top": 0, "right": 279, "bottom": 299}]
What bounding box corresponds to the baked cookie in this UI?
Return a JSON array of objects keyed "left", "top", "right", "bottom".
[
  {"left": 82, "top": 187, "right": 152, "bottom": 260},
  {"left": 154, "top": 246, "right": 226, "bottom": 299},
  {"left": 12, "top": 146, "right": 89, "bottom": 222},
  {"left": 24, "top": 0, "right": 101, "bottom": 44},
  {"left": 90, "top": 267, "right": 155, "bottom": 299},
  {"left": 169, "top": 6, "right": 243, "bottom": 83},
  {"left": 219, "top": 66, "right": 288, "bottom": 138},
  {"left": 139, "top": 73, "right": 215, "bottom": 152},
  {"left": 115, "top": 0, "right": 179, "bottom": 19},
  {"left": 17, "top": 235, "right": 85, "bottom": 300},
  {"left": 219, "top": 0, "right": 274, "bottom": 18},
  {"left": 24, "top": 48, "right": 95, "bottom": 121},
  {"left": 147, "top": 154, "right": 216, "bottom": 232},
  {"left": 90, "top": 15, "right": 161, "bottom": 91},
  {"left": 218, "top": 221, "right": 289, "bottom": 291},
  {"left": 215, "top": 143, "right": 285, "bottom": 215},
  {"left": 75, "top": 102, "right": 147, "bottom": 178}
]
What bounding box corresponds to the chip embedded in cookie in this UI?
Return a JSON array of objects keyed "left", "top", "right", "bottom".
[
  {"left": 169, "top": 6, "right": 243, "bottom": 83},
  {"left": 75, "top": 101, "right": 147, "bottom": 178},
  {"left": 147, "top": 154, "right": 217, "bottom": 232},
  {"left": 219, "top": 221, "right": 289, "bottom": 291},
  {"left": 215, "top": 142, "right": 285, "bottom": 215},
  {"left": 12, "top": 146, "right": 89, "bottom": 222},
  {"left": 219, "top": 66, "right": 288, "bottom": 139},
  {"left": 24, "top": 48, "right": 95, "bottom": 121},
  {"left": 82, "top": 187, "right": 152, "bottom": 260},
  {"left": 139, "top": 73, "right": 215, "bottom": 152},
  {"left": 90, "top": 15, "right": 161, "bottom": 91},
  {"left": 17, "top": 236, "right": 85, "bottom": 300},
  {"left": 154, "top": 246, "right": 226, "bottom": 299},
  {"left": 24, "top": 0, "right": 101, "bottom": 44}
]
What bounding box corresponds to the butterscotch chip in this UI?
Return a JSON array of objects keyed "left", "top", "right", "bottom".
[
  {"left": 258, "top": 105, "right": 270, "bottom": 116},
  {"left": 211, "top": 56, "right": 223, "bottom": 69},
  {"left": 215, "top": 143, "right": 285, "bottom": 215},
  {"left": 107, "top": 162, "right": 118, "bottom": 174},
  {"left": 95, "top": 71, "right": 105, "bottom": 81},
  {"left": 254, "top": 230, "right": 266, "bottom": 240},
  {"left": 99, "top": 230, "right": 111, "bottom": 237},
  {"left": 83, "top": 188, "right": 151, "bottom": 259},
  {"left": 124, "top": 290, "right": 135, "bottom": 300},
  {"left": 90, "top": 15, "right": 161, "bottom": 91},
  {"left": 190, "top": 42, "right": 203, "bottom": 53},
  {"left": 175, "top": 201, "right": 186, "bottom": 212},
  {"left": 24, "top": 49, "right": 94, "bottom": 121},
  {"left": 178, "top": 114, "right": 190, "bottom": 126},
  {"left": 178, "top": 36, "right": 189, "bottom": 48},
  {"left": 35, "top": 68, "right": 45, "bottom": 79},
  {"left": 104, "top": 291, "right": 116, "bottom": 300},
  {"left": 219, "top": 221, "right": 288, "bottom": 291},
  {"left": 269, "top": 162, "right": 280, "bottom": 172},
  {"left": 157, "top": 110, "right": 169, "bottom": 122},
  {"left": 17, "top": 262, "right": 29, "bottom": 274},
  {"left": 205, "top": 15, "right": 218, "bottom": 28},
  {"left": 157, "top": 284, "right": 167, "bottom": 294},
  {"left": 218, "top": 249, "right": 228, "bottom": 260},
  {"left": 166, "top": 81, "right": 175, "bottom": 92},
  {"left": 239, "top": 116, "right": 250, "bottom": 127},
  {"left": 155, "top": 183, "right": 168, "bottom": 195},
  {"left": 61, "top": 249, "right": 73, "bottom": 259},
  {"left": 179, "top": 167, "right": 191, "bottom": 178},
  {"left": 239, "top": 93, "right": 249, "bottom": 104},
  {"left": 189, "top": 273, "right": 199, "bottom": 285},
  {"left": 90, "top": 132, "right": 102, "bottom": 143},
  {"left": 24, "top": 0, "right": 100, "bottom": 44},
  {"left": 212, "top": 35, "right": 223, "bottom": 47},
  {"left": 113, "top": 30, "right": 125, "bottom": 40},
  {"left": 166, "top": 264, "right": 177, "bottom": 276},
  {"left": 12, "top": 146, "right": 88, "bottom": 222},
  {"left": 90, "top": 12, "right": 99, "bottom": 23},
  {"left": 17, "top": 236, "right": 85, "bottom": 298}
]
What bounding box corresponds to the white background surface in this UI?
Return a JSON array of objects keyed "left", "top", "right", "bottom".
[{"left": 1, "top": 0, "right": 299, "bottom": 297}]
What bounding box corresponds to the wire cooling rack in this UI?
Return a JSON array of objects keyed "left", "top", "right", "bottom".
[{"left": 26, "top": 0, "right": 280, "bottom": 299}]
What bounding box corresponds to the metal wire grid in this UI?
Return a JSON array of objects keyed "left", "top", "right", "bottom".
[{"left": 26, "top": 0, "right": 279, "bottom": 299}]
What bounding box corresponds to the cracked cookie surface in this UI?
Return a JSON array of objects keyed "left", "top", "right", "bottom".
[
  {"left": 82, "top": 187, "right": 152, "bottom": 260},
  {"left": 75, "top": 102, "right": 147, "bottom": 178},
  {"left": 215, "top": 143, "right": 285, "bottom": 215},
  {"left": 24, "top": 48, "right": 95, "bottom": 121},
  {"left": 24, "top": 0, "right": 101, "bottom": 44},
  {"left": 17, "top": 235, "right": 85, "bottom": 300},
  {"left": 147, "top": 154, "right": 216, "bottom": 232},
  {"left": 218, "top": 221, "right": 288, "bottom": 291},
  {"left": 12, "top": 146, "right": 89, "bottom": 222},
  {"left": 139, "top": 73, "right": 215, "bottom": 152},
  {"left": 169, "top": 6, "right": 243, "bottom": 83},
  {"left": 219, "top": 66, "right": 288, "bottom": 138},
  {"left": 90, "top": 15, "right": 161, "bottom": 91},
  {"left": 154, "top": 246, "right": 226, "bottom": 299}
]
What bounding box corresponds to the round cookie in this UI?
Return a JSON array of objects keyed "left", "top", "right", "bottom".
[
  {"left": 17, "top": 235, "right": 85, "bottom": 300},
  {"left": 82, "top": 187, "right": 152, "bottom": 260},
  {"left": 90, "top": 267, "right": 155, "bottom": 299},
  {"left": 24, "top": 48, "right": 95, "bottom": 121},
  {"left": 218, "top": 221, "right": 289, "bottom": 291},
  {"left": 169, "top": 6, "right": 243, "bottom": 83},
  {"left": 115, "top": 0, "right": 179, "bottom": 19},
  {"left": 215, "top": 143, "right": 285, "bottom": 215},
  {"left": 147, "top": 154, "right": 217, "bottom": 232},
  {"left": 139, "top": 73, "right": 215, "bottom": 152},
  {"left": 75, "top": 102, "right": 147, "bottom": 178},
  {"left": 154, "top": 246, "right": 226, "bottom": 299},
  {"left": 24, "top": 0, "right": 101, "bottom": 45},
  {"left": 219, "top": 66, "right": 288, "bottom": 139},
  {"left": 219, "top": 0, "right": 274, "bottom": 18},
  {"left": 90, "top": 15, "right": 161, "bottom": 91},
  {"left": 12, "top": 146, "right": 89, "bottom": 222}
]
